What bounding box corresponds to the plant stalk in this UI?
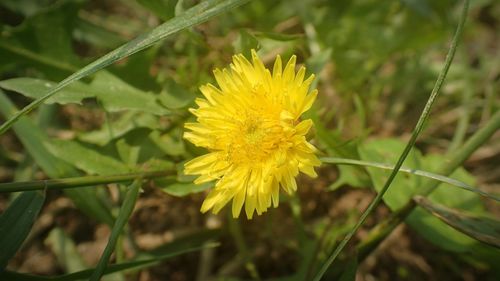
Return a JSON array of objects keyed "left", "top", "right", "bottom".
[
  {"left": 313, "top": 0, "right": 470, "bottom": 279},
  {"left": 0, "top": 170, "right": 174, "bottom": 193},
  {"left": 357, "top": 109, "right": 500, "bottom": 261}
]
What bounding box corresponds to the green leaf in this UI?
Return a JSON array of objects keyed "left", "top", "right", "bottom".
[
  {"left": 338, "top": 256, "right": 358, "bottom": 281},
  {"left": 328, "top": 165, "right": 369, "bottom": 191},
  {"left": 149, "top": 129, "right": 186, "bottom": 157},
  {"left": 89, "top": 179, "right": 142, "bottom": 281},
  {"left": 0, "top": 191, "right": 45, "bottom": 270},
  {"left": 78, "top": 112, "right": 159, "bottom": 146},
  {"left": 161, "top": 181, "right": 213, "bottom": 197},
  {"left": 232, "top": 29, "right": 260, "bottom": 58},
  {"left": 137, "top": 0, "right": 178, "bottom": 21},
  {"left": 414, "top": 196, "right": 500, "bottom": 249},
  {"left": 0, "top": 0, "right": 251, "bottom": 135},
  {"left": 90, "top": 72, "right": 170, "bottom": 115},
  {"left": 0, "top": 91, "right": 114, "bottom": 225},
  {"left": 74, "top": 18, "right": 124, "bottom": 49},
  {"left": 0, "top": 242, "right": 217, "bottom": 281},
  {"left": 358, "top": 138, "right": 427, "bottom": 209},
  {"left": 158, "top": 79, "right": 196, "bottom": 109},
  {"left": 0, "top": 0, "right": 82, "bottom": 79},
  {"left": 109, "top": 47, "right": 161, "bottom": 92},
  {"left": 0, "top": 78, "right": 94, "bottom": 105},
  {"left": 44, "top": 228, "right": 87, "bottom": 273},
  {"left": 45, "top": 139, "right": 130, "bottom": 176},
  {"left": 321, "top": 157, "right": 500, "bottom": 201},
  {"left": 358, "top": 138, "right": 498, "bottom": 254}
]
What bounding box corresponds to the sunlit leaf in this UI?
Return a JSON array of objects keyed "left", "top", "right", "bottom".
[
  {"left": 45, "top": 139, "right": 130, "bottom": 176},
  {"left": 0, "top": 78, "right": 94, "bottom": 105}
]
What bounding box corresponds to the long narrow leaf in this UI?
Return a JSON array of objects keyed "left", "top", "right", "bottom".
[
  {"left": 313, "top": 0, "right": 470, "bottom": 279},
  {"left": 414, "top": 196, "right": 500, "bottom": 248},
  {"left": 89, "top": 179, "right": 142, "bottom": 281},
  {"left": 0, "top": 0, "right": 250, "bottom": 136},
  {"left": 321, "top": 157, "right": 500, "bottom": 202},
  {"left": 0, "top": 191, "right": 45, "bottom": 270},
  {"left": 0, "top": 243, "right": 218, "bottom": 281}
]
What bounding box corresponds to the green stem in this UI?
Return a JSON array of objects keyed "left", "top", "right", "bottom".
[
  {"left": 0, "top": 170, "right": 173, "bottom": 193},
  {"left": 447, "top": 87, "right": 473, "bottom": 153},
  {"left": 313, "top": 1, "right": 470, "bottom": 279},
  {"left": 227, "top": 215, "right": 261, "bottom": 280},
  {"left": 356, "top": 109, "right": 500, "bottom": 262}
]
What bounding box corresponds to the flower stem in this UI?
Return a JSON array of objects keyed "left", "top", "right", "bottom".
[
  {"left": 227, "top": 215, "right": 261, "bottom": 280},
  {"left": 313, "top": 0, "right": 470, "bottom": 279},
  {"left": 0, "top": 170, "right": 174, "bottom": 193}
]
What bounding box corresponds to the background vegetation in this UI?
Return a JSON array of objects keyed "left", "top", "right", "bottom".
[{"left": 0, "top": 0, "right": 499, "bottom": 280}]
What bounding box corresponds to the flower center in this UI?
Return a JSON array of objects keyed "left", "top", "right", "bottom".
[{"left": 226, "top": 112, "right": 286, "bottom": 166}]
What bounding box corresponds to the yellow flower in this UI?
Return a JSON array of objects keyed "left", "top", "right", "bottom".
[{"left": 184, "top": 50, "right": 320, "bottom": 219}]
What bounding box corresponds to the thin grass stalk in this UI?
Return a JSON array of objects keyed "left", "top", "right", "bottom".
[
  {"left": 356, "top": 109, "right": 500, "bottom": 261},
  {"left": 313, "top": 0, "right": 470, "bottom": 279},
  {"left": 0, "top": 170, "right": 173, "bottom": 193},
  {"left": 227, "top": 215, "right": 261, "bottom": 280},
  {"left": 89, "top": 178, "right": 142, "bottom": 281},
  {"left": 320, "top": 157, "right": 500, "bottom": 201}
]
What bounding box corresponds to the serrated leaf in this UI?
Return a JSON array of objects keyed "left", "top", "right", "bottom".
[
  {"left": 90, "top": 72, "right": 170, "bottom": 115},
  {"left": 45, "top": 139, "right": 130, "bottom": 176},
  {"left": 0, "top": 191, "right": 45, "bottom": 270},
  {"left": 0, "top": 78, "right": 94, "bottom": 105},
  {"left": 78, "top": 112, "right": 159, "bottom": 146}
]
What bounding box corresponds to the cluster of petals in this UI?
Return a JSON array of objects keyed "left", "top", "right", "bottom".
[{"left": 184, "top": 50, "right": 320, "bottom": 219}]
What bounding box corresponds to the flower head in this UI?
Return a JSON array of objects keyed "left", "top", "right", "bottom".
[{"left": 184, "top": 50, "right": 320, "bottom": 219}]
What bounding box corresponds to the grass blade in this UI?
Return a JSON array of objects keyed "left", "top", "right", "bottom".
[
  {"left": 0, "top": 0, "right": 250, "bottom": 136},
  {"left": 0, "top": 243, "right": 218, "bottom": 281},
  {"left": 320, "top": 157, "right": 500, "bottom": 202},
  {"left": 0, "top": 191, "right": 46, "bottom": 271},
  {"left": 313, "top": 0, "right": 470, "bottom": 279},
  {"left": 89, "top": 179, "right": 142, "bottom": 281}
]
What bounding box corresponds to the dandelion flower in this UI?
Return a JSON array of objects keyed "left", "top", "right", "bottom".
[{"left": 184, "top": 50, "right": 320, "bottom": 219}]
